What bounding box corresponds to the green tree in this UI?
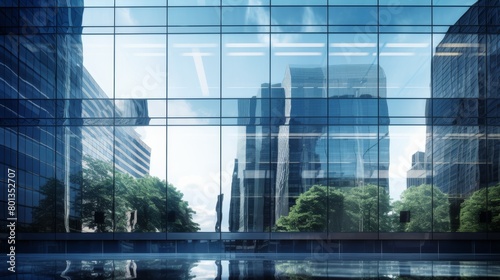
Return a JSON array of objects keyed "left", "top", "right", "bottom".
[
  {"left": 341, "top": 184, "right": 392, "bottom": 232},
  {"left": 275, "top": 185, "right": 343, "bottom": 232},
  {"left": 392, "top": 184, "right": 450, "bottom": 232},
  {"left": 33, "top": 157, "right": 199, "bottom": 233},
  {"left": 459, "top": 183, "right": 500, "bottom": 232}
]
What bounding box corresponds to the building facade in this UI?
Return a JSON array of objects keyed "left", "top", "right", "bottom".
[{"left": 1, "top": 0, "right": 500, "bottom": 254}]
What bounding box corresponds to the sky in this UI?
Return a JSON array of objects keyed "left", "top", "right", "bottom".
[{"left": 81, "top": 4, "right": 471, "bottom": 231}]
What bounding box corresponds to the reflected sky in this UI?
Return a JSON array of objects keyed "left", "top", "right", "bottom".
[
  {"left": 11, "top": 256, "right": 500, "bottom": 279},
  {"left": 77, "top": 2, "right": 481, "bottom": 232}
]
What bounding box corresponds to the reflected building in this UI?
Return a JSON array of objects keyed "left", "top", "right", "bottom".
[
  {"left": 406, "top": 151, "right": 431, "bottom": 188},
  {"left": 426, "top": 0, "right": 498, "bottom": 197},
  {"left": 0, "top": 2, "right": 150, "bottom": 232},
  {"left": 229, "top": 83, "right": 284, "bottom": 232},
  {"left": 230, "top": 64, "right": 390, "bottom": 229}
]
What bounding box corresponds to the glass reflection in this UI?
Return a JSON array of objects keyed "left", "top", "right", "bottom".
[
  {"left": 168, "top": 126, "right": 219, "bottom": 232},
  {"left": 115, "top": 35, "right": 166, "bottom": 98},
  {"left": 14, "top": 258, "right": 500, "bottom": 279},
  {"left": 168, "top": 35, "right": 220, "bottom": 98}
]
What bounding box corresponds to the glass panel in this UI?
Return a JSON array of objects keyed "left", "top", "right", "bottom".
[
  {"left": 329, "top": 33, "right": 377, "bottom": 63},
  {"left": 222, "top": 126, "right": 272, "bottom": 232},
  {"left": 169, "top": 0, "right": 220, "bottom": 6},
  {"left": 271, "top": 34, "right": 327, "bottom": 97},
  {"left": 433, "top": 33, "right": 485, "bottom": 98},
  {"left": 329, "top": 7, "right": 378, "bottom": 26},
  {"left": 385, "top": 126, "right": 429, "bottom": 232},
  {"left": 20, "top": 35, "right": 56, "bottom": 99},
  {"left": 222, "top": 34, "right": 270, "bottom": 98},
  {"left": 330, "top": 0, "right": 376, "bottom": 5},
  {"left": 271, "top": 7, "right": 327, "bottom": 26},
  {"left": 486, "top": 127, "right": 500, "bottom": 232},
  {"left": 168, "top": 7, "right": 220, "bottom": 26},
  {"left": 116, "top": 0, "right": 166, "bottom": 6},
  {"left": 380, "top": 0, "right": 430, "bottom": 5},
  {"left": 328, "top": 125, "right": 383, "bottom": 233},
  {"left": 222, "top": 0, "right": 270, "bottom": 5},
  {"left": 384, "top": 99, "right": 427, "bottom": 118},
  {"left": 379, "top": 34, "right": 431, "bottom": 98},
  {"left": 82, "top": 8, "right": 114, "bottom": 26},
  {"left": 379, "top": 7, "right": 431, "bottom": 26},
  {"left": 433, "top": 7, "right": 477, "bottom": 26},
  {"left": 272, "top": 0, "right": 326, "bottom": 4},
  {"left": 330, "top": 99, "right": 378, "bottom": 120},
  {"left": 431, "top": 125, "right": 485, "bottom": 232},
  {"left": 274, "top": 125, "right": 327, "bottom": 232},
  {"left": 169, "top": 34, "right": 220, "bottom": 98},
  {"left": 82, "top": 35, "right": 114, "bottom": 98},
  {"left": 168, "top": 126, "right": 220, "bottom": 232},
  {"left": 0, "top": 35, "right": 19, "bottom": 99},
  {"left": 20, "top": 8, "right": 57, "bottom": 26},
  {"left": 433, "top": 0, "right": 478, "bottom": 5},
  {"left": 116, "top": 8, "right": 166, "bottom": 26},
  {"left": 57, "top": 34, "right": 83, "bottom": 99},
  {"left": 222, "top": 7, "right": 270, "bottom": 26},
  {"left": 115, "top": 99, "right": 156, "bottom": 123},
  {"left": 53, "top": 126, "right": 113, "bottom": 233},
  {"left": 168, "top": 99, "right": 220, "bottom": 118},
  {"left": 488, "top": 34, "right": 500, "bottom": 99},
  {"left": 115, "top": 35, "right": 166, "bottom": 98},
  {"left": 58, "top": 0, "right": 114, "bottom": 6},
  {"left": 115, "top": 126, "right": 166, "bottom": 232},
  {"left": 16, "top": 126, "right": 56, "bottom": 233}
]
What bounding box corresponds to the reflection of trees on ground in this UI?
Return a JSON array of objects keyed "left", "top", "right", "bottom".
[
  {"left": 56, "top": 259, "right": 196, "bottom": 279},
  {"left": 32, "top": 157, "right": 199, "bottom": 233}
]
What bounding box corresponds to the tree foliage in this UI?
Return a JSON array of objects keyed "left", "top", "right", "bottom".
[
  {"left": 459, "top": 183, "right": 500, "bottom": 232},
  {"left": 32, "top": 157, "right": 199, "bottom": 233},
  {"left": 342, "top": 184, "right": 392, "bottom": 232},
  {"left": 275, "top": 185, "right": 343, "bottom": 232},
  {"left": 275, "top": 184, "right": 392, "bottom": 232},
  {"left": 392, "top": 184, "right": 450, "bottom": 232}
]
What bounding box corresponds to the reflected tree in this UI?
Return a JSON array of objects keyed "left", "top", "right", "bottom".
[
  {"left": 342, "top": 184, "right": 391, "bottom": 232},
  {"left": 459, "top": 183, "right": 500, "bottom": 232},
  {"left": 32, "top": 178, "right": 65, "bottom": 232},
  {"left": 275, "top": 185, "right": 343, "bottom": 232},
  {"left": 33, "top": 157, "right": 199, "bottom": 233},
  {"left": 392, "top": 184, "right": 450, "bottom": 232}
]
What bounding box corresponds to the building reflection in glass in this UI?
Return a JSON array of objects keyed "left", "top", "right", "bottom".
[
  {"left": 14, "top": 258, "right": 500, "bottom": 279},
  {"left": 229, "top": 64, "right": 389, "bottom": 232}
]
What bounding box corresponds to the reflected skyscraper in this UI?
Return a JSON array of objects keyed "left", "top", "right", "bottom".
[
  {"left": 0, "top": 2, "right": 151, "bottom": 232},
  {"left": 426, "top": 0, "right": 498, "bottom": 197},
  {"left": 229, "top": 83, "right": 284, "bottom": 232},
  {"left": 230, "top": 64, "right": 390, "bottom": 230}
]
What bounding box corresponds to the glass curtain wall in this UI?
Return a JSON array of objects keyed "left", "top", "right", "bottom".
[{"left": 1, "top": 0, "right": 499, "bottom": 243}]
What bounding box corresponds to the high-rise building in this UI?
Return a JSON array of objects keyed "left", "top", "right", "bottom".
[
  {"left": 0, "top": 2, "right": 150, "bottom": 233},
  {"left": 426, "top": 0, "right": 498, "bottom": 197},
  {"left": 1, "top": 0, "right": 499, "bottom": 256},
  {"left": 230, "top": 65, "right": 390, "bottom": 228}
]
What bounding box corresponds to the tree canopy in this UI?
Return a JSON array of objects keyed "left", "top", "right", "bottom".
[
  {"left": 275, "top": 184, "right": 391, "bottom": 232},
  {"left": 33, "top": 157, "right": 199, "bottom": 233},
  {"left": 392, "top": 184, "right": 450, "bottom": 232},
  {"left": 459, "top": 183, "right": 500, "bottom": 232}
]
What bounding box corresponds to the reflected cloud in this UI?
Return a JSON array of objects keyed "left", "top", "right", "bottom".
[{"left": 116, "top": 8, "right": 137, "bottom": 26}]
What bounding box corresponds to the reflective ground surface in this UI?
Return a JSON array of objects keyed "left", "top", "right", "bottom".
[{"left": 3, "top": 254, "right": 500, "bottom": 279}]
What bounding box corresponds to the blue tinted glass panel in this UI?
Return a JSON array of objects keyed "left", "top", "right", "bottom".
[
  {"left": 329, "top": 7, "right": 377, "bottom": 26},
  {"left": 168, "top": 7, "right": 220, "bottom": 26},
  {"left": 116, "top": 8, "right": 166, "bottom": 26}
]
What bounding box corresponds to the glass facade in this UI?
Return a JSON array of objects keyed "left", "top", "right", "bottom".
[{"left": 1, "top": 0, "right": 500, "bottom": 253}]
